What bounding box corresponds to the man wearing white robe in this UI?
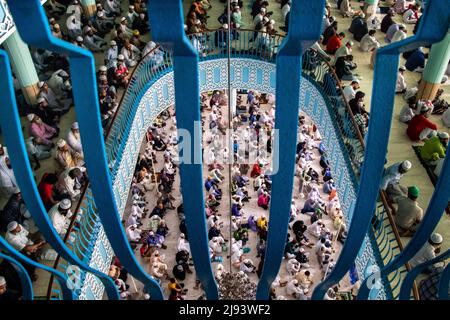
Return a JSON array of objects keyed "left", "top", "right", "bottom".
[
  {"left": 49, "top": 199, "right": 73, "bottom": 238},
  {"left": 66, "top": 12, "right": 82, "bottom": 40}
]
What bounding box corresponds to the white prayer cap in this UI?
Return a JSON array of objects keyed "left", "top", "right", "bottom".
[
  {"left": 235, "top": 23, "right": 241, "bottom": 28},
  {"left": 180, "top": 233, "right": 185, "bottom": 238},
  {"left": 234, "top": 6, "right": 240, "bottom": 9},
  {"left": 346, "top": 40, "right": 354, "bottom": 46},
  {"left": 38, "top": 81, "right": 45, "bottom": 88},
  {"left": 399, "top": 24, "right": 406, "bottom": 29},
  {"left": 76, "top": 36, "right": 83, "bottom": 42},
  {"left": 120, "top": 17, "right": 127, "bottom": 22},
  {"left": 0, "top": 276, "right": 5, "bottom": 286},
  {"left": 149, "top": 231, "right": 154, "bottom": 236},
  {"left": 359, "top": 12, "right": 366, "bottom": 18},
  {"left": 110, "top": 40, "right": 117, "bottom": 46},
  {"left": 430, "top": 233, "right": 443, "bottom": 245},
  {"left": 140, "top": 13, "right": 145, "bottom": 19},
  {"left": 401, "top": 160, "right": 412, "bottom": 171},
  {"left": 54, "top": 23, "right": 60, "bottom": 29},
  {"left": 37, "top": 97, "right": 46, "bottom": 104},
  {"left": 59, "top": 198, "right": 72, "bottom": 210},
  {"left": 399, "top": 65, "right": 406, "bottom": 71},
  {"left": 99, "top": 65, "right": 107, "bottom": 71},
  {"left": 72, "top": 122, "right": 79, "bottom": 130},
  {"left": 85, "top": 26, "right": 92, "bottom": 32},
  {"left": 243, "top": 259, "right": 250, "bottom": 264},
  {"left": 59, "top": 70, "right": 69, "bottom": 77},
  {"left": 120, "top": 292, "right": 128, "bottom": 299},
  {"left": 438, "top": 132, "right": 449, "bottom": 139},
  {"left": 195, "top": 19, "right": 201, "bottom": 25},
  {"left": 269, "top": 19, "right": 275, "bottom": 25},
  {"left": 129, "top": 5, "right": 134, "bottom": 9},
  {"left": 117, "top": 54, "right": 125, "bottom": 61},
  {"left": 97, "top": 11, "right": 104, "bottom": 17},
  {"left": 49, "top": 17, "right": 56, "bottom": 23},
  {"left": 260, "top": 8, "right": 266, "bottom": 13},
  {"left": 7, "top": 221, "right": 18, "bottom": 232},
  {"left": 57, "top": 139, "right": 67, "bottom": 148},
  {"left": 27, "top": 113, "right": 36, "bottom": 121},
  {"left": 292, "top": 279, "right": 298, "bottom": 285},
  {"left": 144, "top": 294, "right": 150, "bottom": 300},
  {"left": 222, "top": 23, "right": 228, "bottom": 29}
]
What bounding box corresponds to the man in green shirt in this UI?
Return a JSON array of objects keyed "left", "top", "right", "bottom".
[{"left": 420, "top": 131, "right": 448, "bottom": 164}]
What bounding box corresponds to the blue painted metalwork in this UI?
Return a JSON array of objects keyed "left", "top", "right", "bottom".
[
  {"left": 4, "top": 0, "right": 160, "bottom": 300},
  {"left": 147, "top": 0, "right": 218, "bottom": 299},
  {"left": 313, "top": 0, "right": 450, "bottom": 300},
  {"left": 356, "top": 0, "right": 450, "bottom": 300},
  {"left": 398, "top": 249, "right": 450, "bottom": 300},
  {"left": 256, "top": 0, "right": 325, "bottom": 300},
  {"left": 0, "top": 252, "right": 34, "bottom": 300}
]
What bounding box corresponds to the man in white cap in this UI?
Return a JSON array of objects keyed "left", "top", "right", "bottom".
[
  {"left": 66, "top": 10, "right": 82, "bottom": 40},
  {"left": 57, "top": 166, "right": 86, "bottom": 201},
  {"left": 114, "top": 55, "right": 130, "bottom": 87},
  {"left": 343, "top": 80, "right": 360, "bottom": 102},
  {"left": 396, "top": 66, "right": 408, "bottom": 93},
  {"left": 83, "top": 26, "right": 107, "bottom": 52},
  {"left": 39, "top": 81, "right": 71, "bottom": 114},
  {"left": 94, "top": 10, "right": 114, "bottom": 34},
  {"left": 120, "top": 40, "right": 141, "bottom": 68},
  {"left": 420, "top": 131, "right": 449, "bottom": 165},
  {"left": 380, "top": 160, "right": 412, "bottom": 202},
  {"left": 239, "top": 258, "right": 256, "bottom": 274},
  {"left": 5, "top": 221, "right": 45, "bottom": 281},
  {"left": 28, "top": 114, "right": 57, "bottom": 147},
  {"left": 105, "top": 40, "right": 119, "bottom": 69},
  {"left": 47, "top": 0, "right": 66, "bottom": 17},
  {"left": 55, "top": 138, "right": 84, "bottom": 169},
  {"left": 119, "top": 16, "right": 134, "bottom": 37},
  {"left": 410, "top": 233, "right": 444, "bottom": 271},
  {"left": 231, "top": 5, "right": 243, "bottom": 27},
  {"left": 126, "top": 224, "right": 142, "bottom": 244},
  {"left": 47, "top": 69, "right": 71, "bottom": 99},
  {"left": 66, "top": 122, "right": 83, "bottom": 156},
  {"left": 126, "top": 5, "right": 138, "bottom": 26},
  {"left": 49, "top": 199, "right": 73, "bottom": 238},
  {"left": 0, "top": 276, "right": 20, "bottom": 301}
]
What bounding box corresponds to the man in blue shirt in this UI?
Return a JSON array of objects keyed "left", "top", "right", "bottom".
[{"left": 405, "top": 47, "right": 427, "bottom": 72}]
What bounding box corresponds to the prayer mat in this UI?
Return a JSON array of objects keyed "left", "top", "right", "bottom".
[{"left": 412, "top": 145, "right": 438, "bottom": 186}]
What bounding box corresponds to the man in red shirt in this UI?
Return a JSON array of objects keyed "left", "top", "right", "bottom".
[
  {"left": 407, "top": 103, "right": 438, "bottom": 141},
  {"left": 326, "top": 32, "right": 346, "bottom": 54}
]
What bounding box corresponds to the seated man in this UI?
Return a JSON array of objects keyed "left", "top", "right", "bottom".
[
  {"left": 5, "top": 222, "right": 46, "bottom": 281},
  {"left": 419, "top": 132, "right": 448, "bottom": 165},
  {"left": 395, "top": 186, "right": 423, "bottom": 237},
  {"left": 407, "top": 104, "right": 438, "bottom": 141},
  {"left": 56, "top": 166, "right": 86, "bottom": 201},
  {"left": 27, "top": 114, "right": 57, "bottom": 147},
  {"left": 49, "top": 199, "right": 73, "bottom": 238},
  {"left": 410, "top": 233, "right": 444, "bottom": 272},
  {"left": 380, "top": 160, "right": 412, "bottom": 203},
  {"left": 55, "top": 139, "right": 84, "bottom": 169}
]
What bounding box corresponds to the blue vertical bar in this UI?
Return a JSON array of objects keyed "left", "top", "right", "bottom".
[
  {"left": 148, "top": 0, "right": 218, "bottom": 299},
  {"left": 256, "top": 0, "right": 325, "bottom": 299}
]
